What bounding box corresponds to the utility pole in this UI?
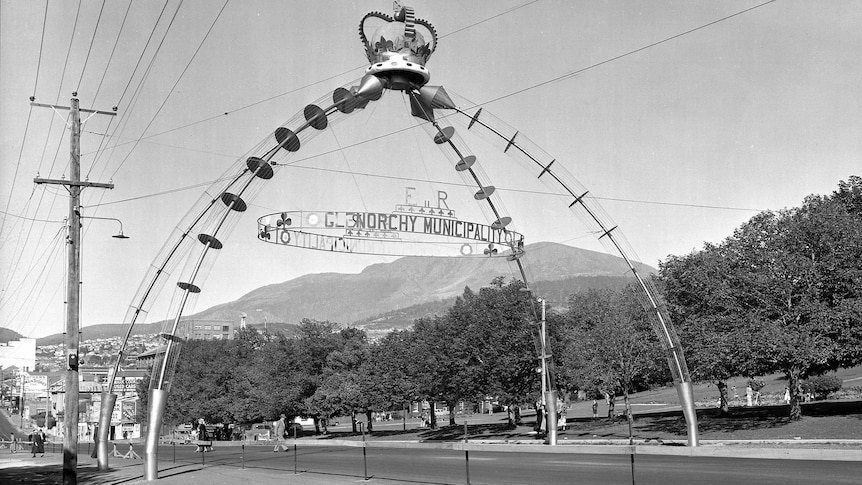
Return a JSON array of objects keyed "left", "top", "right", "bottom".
[{"left": 33, "top": 94, "right": 116, "bottom": 485}]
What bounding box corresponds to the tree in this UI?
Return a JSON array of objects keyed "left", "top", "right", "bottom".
[
  {"left": 306, "top": 327, "right": 370, "bottom": 433},
  {"left": 560, "top": 286, "right": 667, "bottom": 421},
  {"left": 659, "top": 177, "right": 862, "bottom": 420},
  {"left": 356, "top": 330, "right": 416, "bottom": 431},
  {"left": 165, "top": 338, "right": 239, "bottom": 424},
  {"left": 404, "top": 279, "right": 539, "bottom": 428},
  {"left": 659, "top": 245, "right": 771, "bottom": 414}
]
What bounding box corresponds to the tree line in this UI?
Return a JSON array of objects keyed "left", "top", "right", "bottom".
[
  {"left": 139, "top": 177, "right": 861, "bottom": 427},
  {"left": 144, "top": 276, "right": 668, "bottom": 431}
]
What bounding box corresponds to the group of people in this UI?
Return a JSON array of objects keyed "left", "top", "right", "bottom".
[{"left": 8, "top": 429, "right": 46, "bottom": 457}]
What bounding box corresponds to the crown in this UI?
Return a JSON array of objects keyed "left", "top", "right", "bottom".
[{"left": 359, "top": 2, "right": 438, "bottom": 89}]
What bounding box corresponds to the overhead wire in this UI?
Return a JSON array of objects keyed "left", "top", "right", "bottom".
[
  {"left": 2, "top": 0, "right": 134, "bottom": 322},
  {"left": 108, "top": 0, "right": 230, "bottom": 181},
  {"left": 86, "top": 0, "right": 133, "bottom": 179},
  {"left": 3, "top": 0, "right": 776, "bottom": 334},
  {"left": 477, "top": 0, "right": 778, "bottom": 107},
  {"left": 0, "top": 1, "right": 56, "bottom": 308},
  {"left": 83, "top": 0, "right": 777, "bottom": 216},
  {"left": 0, "top": 224, "right": 65, "bottom": 328},
  {"left": 75, "top": 0, "right": 106, "bottom": 94},
  {"left": 80, "top": 0, "right": 540, "bottom": 158},
  {"left": 0, "top": 0, "right": 48, "bottom": 239}
]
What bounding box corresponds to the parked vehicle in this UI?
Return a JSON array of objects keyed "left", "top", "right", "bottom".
[
  {"left": 288, "top": 416, "right": 315, "bottom": 435},
  {"left": 243, "top": 422, "right": 272, "bottom": 441}
]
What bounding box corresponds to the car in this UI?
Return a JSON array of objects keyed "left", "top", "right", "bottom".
[
  {"left": 286, "top": 417, "right": 315, "bottom": 436},
  {"left": 243, "top": 423, "right": 272, "bottom": 441}
]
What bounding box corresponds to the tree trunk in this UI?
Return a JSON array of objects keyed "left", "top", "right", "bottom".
[
  {"left": 788, "top": 369, "right": 803, "bottom": 421},
  {"left": 622, "top": 391, "right": 634, "bottom": 445},
  {"left": 429, "top": 402, "right": 437, "bottom": 429},
  {"left": 365, "top": 409, "right": 374, "bottom": 432},
  {"left": 717, "top": 380, "right": 730, "bottom": 415}
]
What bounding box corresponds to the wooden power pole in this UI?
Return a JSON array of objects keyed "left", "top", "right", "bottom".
[{"left": 33, "top": 94, "right": 116, "bottom": 485}]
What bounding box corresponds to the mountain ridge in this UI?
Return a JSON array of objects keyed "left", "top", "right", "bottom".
[{"left": 28, "top": 242, "right": 654, "bottom": 345}]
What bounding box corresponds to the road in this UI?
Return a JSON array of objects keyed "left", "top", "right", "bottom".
[{"left": 155, "top": 443, "right": 862, "bottom": 485}]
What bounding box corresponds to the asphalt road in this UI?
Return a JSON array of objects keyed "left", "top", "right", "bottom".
[{"left": 157, "top": 443, "right": 862, "bottom": 485}]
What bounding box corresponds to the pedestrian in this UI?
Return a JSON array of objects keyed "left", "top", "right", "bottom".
[
  {"left": 783, "top": 387, "right": 790, "bottom": 404},
  {"left": 534, "top": 402, "right": 544, "bottom": 435},
  {"left": 91, "top": 424, "right": 99, "bottom": 459},
  {"left": 273, "top": 414, "right": 286, "bottom": 452},
  {"left": 10, "top": 432, "right": 17, "bottom": 453},
  {"left": 514, "top": 405, "right": 522, "bottom": 425},
  {"left": 557, "top": 399, "right": 567, "bottom": 431},
  {"left": 592, "top": 399, "right": 598, "bottom": 419},
  {"left": 195, "top": 418, "right": 211, "bottom": 452},
  {"left": 31, "top": 428, "right": 45, "bottom": 457}
]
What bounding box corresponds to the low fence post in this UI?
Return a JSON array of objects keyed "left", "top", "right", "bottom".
[
  {"left": 293, "top": 426, "right": 298, "bottom": 474},
  {"left": 241, "top": 442, "right": 244, "bottom": 469},
  {"left": 361, "top": 422, "right": 368, "bottom": 480},
  {"left": 464, "top": 421, "right": 471, "bottom": 485},
  {"left": 172, "top": 441, "right": 176, "bottom": 463}
]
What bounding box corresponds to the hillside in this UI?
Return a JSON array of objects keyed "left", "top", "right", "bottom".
[
  {"left": 32, "top": 242, "right": 653, "bottom": 343},
  {"left": 0, "top": 327, "right": 25, "bottom": 343}
]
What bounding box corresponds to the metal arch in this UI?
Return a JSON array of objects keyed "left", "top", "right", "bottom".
[
  {"left": 96, "top": 79, "right": 379, "bottom": 478},
  {"left": 440, "top": 100, "right": 699, "bottom": 445},
  {"left": 405, "top": 90, "right": 556, "bottom": 400}
]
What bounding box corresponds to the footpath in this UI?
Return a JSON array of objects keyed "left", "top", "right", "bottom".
[{"left": 1, "top": 439, "right": 860, "bottom": 485}]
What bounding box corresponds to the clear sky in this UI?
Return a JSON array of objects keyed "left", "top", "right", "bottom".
[{"left": 1, "top": 0, "right": 860, "bottom": 338}]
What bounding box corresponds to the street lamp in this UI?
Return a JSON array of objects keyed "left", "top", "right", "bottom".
[
  {"left": 73, "top": 211, "right": 129, "bottom": 472},
  {"left": 77, "top": 212, "right": 129, "bottom": 239}
]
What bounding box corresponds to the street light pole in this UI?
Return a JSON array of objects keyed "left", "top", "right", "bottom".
[{"left": 537, "top": 298, "right": 557, "bottom": 445}]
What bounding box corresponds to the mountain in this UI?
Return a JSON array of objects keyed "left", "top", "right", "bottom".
[
  {"left": 35, "top": 242, "right": 655, "bottom": 343},
  {"left": 0, "top": 327, "right": 26, "bottom": 343},
  {"left": 192, "top": 241, "right": 653, "bottom": 326}
]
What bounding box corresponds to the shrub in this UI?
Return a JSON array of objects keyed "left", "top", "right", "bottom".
[{"left": 804, "top": 375, "right": 843, "bottom": 400}]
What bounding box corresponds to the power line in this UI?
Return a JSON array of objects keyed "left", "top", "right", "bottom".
[
  {"left": 81, "top": 0, "right": 537, "bottom": 159},
  {"left": 109, "top": 0, "right": 230, "bottom": 180},
  {"left": 0, "top": 1, "right": 48, "bottom": 238},
  {"left": 75, "top": 0, "right": 106, "bottom": 93},
  {"left": 86, "top": 0, "right": 133, "bottom": 179},
  {"left": 89, "top": 1, "right": 778, "bottom": 207},
  {"left": 478, "top": 0, "right": 778, "bottom": 107},
  {"left": 0, "top": 209, "right": 65, "bottom": 224}
]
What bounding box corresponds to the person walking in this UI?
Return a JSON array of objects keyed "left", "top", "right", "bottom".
[
  {"left": 31, "top": 428, "right": 45, "bottom": 457},
  {"left": 273, "top": 414, "right": 286, "bottom": 452},
  {"left": 10, "top": 432, "right": 17, "bottom": 453},
  {"left": 91, "top": 424, "right": 99, "bottom": 458},
  {"left": 592, "top": 399, "right": 599, "bottom": 419},
  {"left": 196, "top": 418, "right": 211, "bottom": 452}
]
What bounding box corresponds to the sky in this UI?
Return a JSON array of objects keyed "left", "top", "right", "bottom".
[{"left": 1, "top": 0, "right": 860, "bottom": 339}]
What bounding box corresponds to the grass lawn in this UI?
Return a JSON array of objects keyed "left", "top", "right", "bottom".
[{"left": 315, "top": 367, "right": 862, "bottom": 443}]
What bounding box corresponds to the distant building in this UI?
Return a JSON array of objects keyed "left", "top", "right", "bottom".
[
  {"left": 186, "top": 319, "right": 234, "bottom": 340},
  {"left": 0, "top": 337, "right": 36, "bottom": 371},
  {"left": 50, "top": 366, "right": 147, "bottom": 440}
]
